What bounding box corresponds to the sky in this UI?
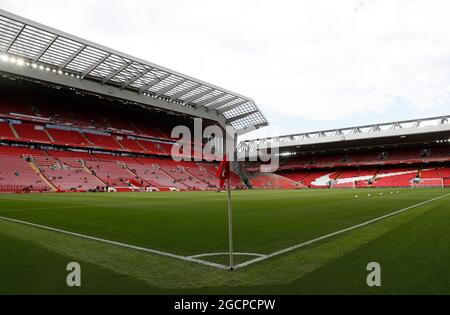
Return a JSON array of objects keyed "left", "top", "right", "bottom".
[{"left": 1, "top": 0, "right": 450, "bottom": 140}]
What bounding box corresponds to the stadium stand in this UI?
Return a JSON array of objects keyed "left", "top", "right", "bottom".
[
  {"left": 371, "top": 167, "right": 419, "bottom": 187},
  {"left": 46, "top": 128, "right": 90, "bottom": 147},
  {"left": 0, "top": 45, "right": 447, "bottom": 193},
  {"left": 0, "top": 154, "right": 50, "bottom": 192},
  {"left": 247, "top": 173, "right": 303, "bottom": 189},
  {"left": 35, "top": 156, "right": 102, "bottom": 192},
  {"left": 84, "top": 159, "right": 137, "bottom": 187},
  {"left": 84, "top": 132, "right": 123, "bottom": 150},
  {"left": 13, "top": 122, "right": 52, "bottom": 143},
  {"left": 116, "top": 136, "right": 146, "bottom": 153},
  {"left": 0, "top": 121, "right": 16, "bottom": 140}
]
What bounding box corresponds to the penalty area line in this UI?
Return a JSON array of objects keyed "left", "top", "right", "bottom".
[
  {"left": 189, "top": 252, "right": 266, "bottom": 259},
  {"left": 0, "top": 215, "right": 229, "bottom": 270},
  {"left": 234, "top": 192, "right": 450, "bottom": 269}
]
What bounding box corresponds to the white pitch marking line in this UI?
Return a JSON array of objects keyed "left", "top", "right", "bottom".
[
  {"left": 189, "top": 252, "right": 266, "bottom": 259},
  {"left": 0, "top": 215, "right": 229, "bottom": 270},
  {"left": 234, "top": 192, "right": 450, "bottom": 269}
]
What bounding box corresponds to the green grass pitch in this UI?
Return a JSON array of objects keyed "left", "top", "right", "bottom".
[{"left": 0, "top": 188, "right": 449, "bottom": 294}]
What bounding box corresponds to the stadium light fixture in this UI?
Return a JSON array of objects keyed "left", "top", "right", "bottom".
[{"left": 0, "top": 54, "right": 8, "bottom": 62}]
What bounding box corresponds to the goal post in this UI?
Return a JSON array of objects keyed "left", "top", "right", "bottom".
[{"left": 410, "top": 178, "right": 444, "bottom": 188}]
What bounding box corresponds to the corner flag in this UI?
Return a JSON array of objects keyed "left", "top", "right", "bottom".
[
  {"left": 216, "top": 154, "right": 230, "bottom": 189},
  {"left": 216, "top": 154, "right": 234, "bottom": 269}
]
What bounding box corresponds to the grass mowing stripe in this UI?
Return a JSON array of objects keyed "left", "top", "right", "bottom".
[
  {"left": 235, "top": 192, "right": 450, "bottom": 269},
  {"left": 0, "top": 198, "right": 225, "bottom": 213},
  {"left": 0, "top": 215, "right": 229, "bottom": 270}
]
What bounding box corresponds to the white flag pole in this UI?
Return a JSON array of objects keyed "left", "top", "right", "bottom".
[{"left": 227, "top": 174, "right": 234, "bottom": 270}]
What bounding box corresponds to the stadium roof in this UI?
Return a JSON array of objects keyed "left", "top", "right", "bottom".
[
  {"left": 238, "top": 115, "right": 450, "bottom": 154},
  {"left": 0, "top": 9, "right": 268, "bottom": 131}
]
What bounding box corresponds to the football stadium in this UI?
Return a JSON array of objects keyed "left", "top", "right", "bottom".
[{"left": 0, "top": 6, "right": 449, "bottom": 299}]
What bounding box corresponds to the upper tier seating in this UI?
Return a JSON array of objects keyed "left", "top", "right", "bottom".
[
  {"left": 429, "top": 146, "right": 450, "bottom": 159},
  {"left": 14, "top": 123, "right": 51, "bottom": 143},
  {"left": 344, "top": 152, "right": 381, "bottom": 163},
  {"left": 116, "top": 137, "right": 145, "bottom": 153},
  {"left": 84, "top": 133, "right": 123, "bottom": 150},
  {"left": 47, "top": 129, "right": 88, "bottom": 147},
  {"left": 386, "top": 149, "right": 421, "bottom": 161},
  {"left": 0, "top": 86, "right": 197, "bottom": 142},
  {"left": 136, "top": 139, "right": 171, "bottom": 155},
  {"left": 0, "top": 122, "right": 16, "bottom": 140}
]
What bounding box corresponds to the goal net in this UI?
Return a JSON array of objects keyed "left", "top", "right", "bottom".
[
  {"left": 330, "top": 181, "right": 356, "bottom": 189},
  {"left": 410, "top": 178, "right": 444, "bottom": 188}
]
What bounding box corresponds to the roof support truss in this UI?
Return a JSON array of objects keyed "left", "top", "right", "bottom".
[
  {"left": 59, "top": 44, "right": 86, "bottom": 69},
  {"left": 218, "top": 100, "right": 248, "bottom": 114},
  {"left": 170, "top": 83, "right": 201, "bottom": 100},
  {"left": 120, "top": 67, "right": 151, "bottom": 89},
  {"left": 182, "top": 88, "right": 214, "bottom": 105},
  {"left": 195, "top": 92, "right": 226, "bottom": 108},
  {"left": 226, "top": 110, "right": 259, "bottom": 123},
  {"left": 81, "top": 53, "right": 111, "bottom": 79},
  {"left": 138, "top": 72, "right": 171, "bottom": 94},
  {"left": 154, "top": 78, "right": 187, "bottom": 97},
  {"left": 4, "top": 24, "right": 25, "bottom": 53},
  {"left": 0, "top": 9, "right": 268, "bottom": 131},
  {"left": 207, "top": 96, "right": 239, "bottom": 111},
  {"left": 33, "top": 35, "right": 59, "bottom": 62},
  {"left": 102, "top": 60, "right": 133, "bottom": 84}
]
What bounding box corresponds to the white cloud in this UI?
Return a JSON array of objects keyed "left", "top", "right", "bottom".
[{"left": 2, "top": 0, "right": 450, "bottom": 139}]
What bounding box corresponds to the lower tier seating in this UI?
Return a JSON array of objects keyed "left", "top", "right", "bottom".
[
  {"left": 0, "top": 144, "right": 244, "bottom": 192},
  {"left": 0, "top": 154, "right": 50, "bottom": 192},
  {"left": 248, "top": 173, "right": 304, "bottom": 189},
  {"left": 84, "top": 160, "right": 137, "bottom": 187}
]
